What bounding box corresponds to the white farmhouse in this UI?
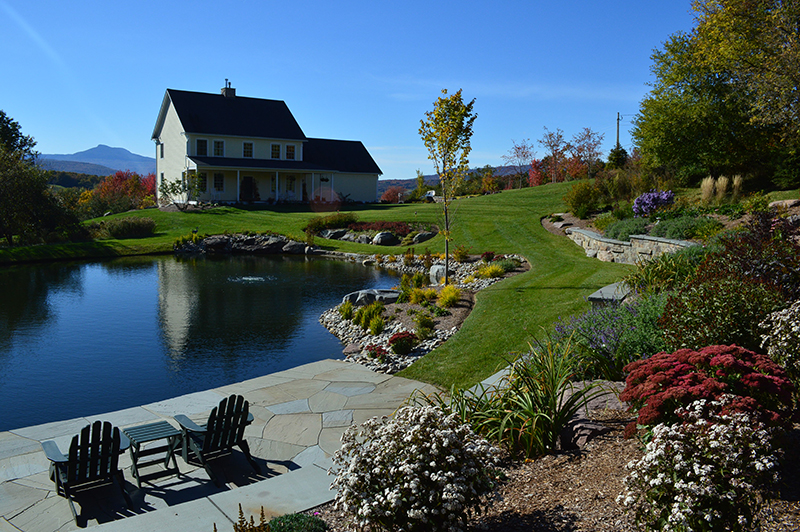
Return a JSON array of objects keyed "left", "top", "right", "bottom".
[{"left": 152, "top": 84, "right": 381, "bottom": 204}]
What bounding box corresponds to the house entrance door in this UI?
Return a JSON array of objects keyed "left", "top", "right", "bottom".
[{"left": 240, "top": 176, "right": 259, "bottom": 202}]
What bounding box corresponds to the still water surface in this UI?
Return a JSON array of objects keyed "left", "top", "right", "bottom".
[{"left": 0, "top": 255, "right": 397, "bottom": 432}]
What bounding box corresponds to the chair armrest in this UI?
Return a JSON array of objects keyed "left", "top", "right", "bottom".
[
  {"left": 119, "top": 430, "right": 131, "bottom": 452},
  {"left": 246, "top": 412, "right": 254, "bottom": 425},
  {"left": 41, "top": 440, "right": 68, "bottom": 463},
  {"left": 175, "top": 414, "right": 206, "bottom": 433}
]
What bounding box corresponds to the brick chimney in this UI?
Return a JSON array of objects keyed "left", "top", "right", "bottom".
[{"left": 221, "top": 79, "right": 236, "bottom": 98}]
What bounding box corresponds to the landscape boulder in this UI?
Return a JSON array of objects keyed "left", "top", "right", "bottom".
[
  {"left": 342, "top": 289, "right": 401, "bottom": 306},
  {"left": 282, "top": 241, "right": 308, "bottom": 254},
  {"left": 413, "top": 231, "right": 436, "bottom": 244},
  {"left": 372, "top": 231, "right": 400, "bottom": 246},
  {"left": 320, "top": 228, "right": 349, "bottom": 240},
  {"left": 356, "top": 234, "right": 372, "bottom": 244},
  {"left": 429, "top": 264, "right": 453, "bottom": 285},
  {"left": 203, "top": 235, "right": 232, "bottom": 253}
]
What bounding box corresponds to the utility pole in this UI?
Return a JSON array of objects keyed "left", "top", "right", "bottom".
[{"left": 616, "top": 112, "right": 621, "bottom": 148}]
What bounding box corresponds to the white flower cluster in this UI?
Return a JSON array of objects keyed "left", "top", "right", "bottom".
[
  {"left": 760, "top": 299, "right": 800, "bottom": 381},
  {"left": 618, "top": 395, "right": 779, "bottom": 532},
  {"left": 330, "top": 405, "right": 498, "bottom": 532}
]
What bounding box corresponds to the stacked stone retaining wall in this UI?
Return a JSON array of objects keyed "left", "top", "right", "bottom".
[{"left": 565, "top": 228, "right": 697, "bottom": 264}]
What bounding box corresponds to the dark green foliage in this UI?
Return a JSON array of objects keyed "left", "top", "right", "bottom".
[
  {"left": 623, "top": 245, "right": 711, "bottom": 295},
  {"left": 562, "top": 180, "right": 599, "bottom": 219},
  {"left": 302, "top": 212, "right": 358, "bottom": 234},
  {"left": 493, "top": 258, "right": 518, "bottom": 273},
  {"left": 659, "top": 267, "right": 784, "bottom": 352},
  {"left": 604, "top": 218, "right": 649, "bottom": 241},
  {"left": 648, "top": 215, "right": 722, "bottom": 240},
  {"left": 606, "top": 145, "right": 628, "bottom": 169},
  {"left": 268, "top": 513, "right": 327, "bottom": 532},
  {"left": 101, "top": 217, "right": 157, "bottom": 239}
]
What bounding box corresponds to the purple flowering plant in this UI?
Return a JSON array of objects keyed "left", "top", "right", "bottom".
[{"left": 633, "top": 189, "right": 674, "bottom": 217}]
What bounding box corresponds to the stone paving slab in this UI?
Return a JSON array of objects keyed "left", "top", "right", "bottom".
[{"left": 0, "top": 359, "right": 437, "bottom": 532}]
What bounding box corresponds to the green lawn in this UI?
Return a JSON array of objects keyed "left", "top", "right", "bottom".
[{"left": 0, "top": 184, "right": 631, "bottom": 389}]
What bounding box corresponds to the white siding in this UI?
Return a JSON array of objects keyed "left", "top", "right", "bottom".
[{"left": 156, "top": 102, "right": 189, "bottom": 200}]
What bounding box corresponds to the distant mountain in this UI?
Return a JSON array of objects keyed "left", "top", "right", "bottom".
[
  {"left": 39, "top": 145, "right": 156, "bottom": 176},
  {"left": 38, "top": 159, "right": 118, "bottom": 176}
]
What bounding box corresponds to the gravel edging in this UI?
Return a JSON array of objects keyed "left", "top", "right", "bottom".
[{"left": 318, "top": 253, "right": 528, "bottom": 374}]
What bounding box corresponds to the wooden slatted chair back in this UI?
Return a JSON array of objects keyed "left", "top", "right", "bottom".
[
  {"left": 203, "top": 395, "right": 249, "bottom": 453},
  {"left": 66, "top": 421, "right": 121, "bottom": 485}
]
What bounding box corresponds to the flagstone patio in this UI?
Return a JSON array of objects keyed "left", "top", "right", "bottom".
[{"left": 0, "top": 360, "right": 437, "bottom": 532}]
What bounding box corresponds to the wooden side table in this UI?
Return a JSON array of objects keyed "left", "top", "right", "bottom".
[{"left": 122, "top": 421, "right": 181, "bottom": 488}]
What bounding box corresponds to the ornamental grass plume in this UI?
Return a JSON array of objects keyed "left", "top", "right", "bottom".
[
  {"left": 619, "top": 395, "right": 779, "bottom": 532},
  {"left": 331, "top": 405, "right": 498, "bottom": 532}
]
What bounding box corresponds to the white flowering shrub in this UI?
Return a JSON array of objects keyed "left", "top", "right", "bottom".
[
  {"left": 619, "top": 396, "right": 779, "bottom": 532},
  {"left": 760, "top": 299, "right": 800, "bottom": 385},
  {"left": 331, "top": 405, "right": 498, "bottom": 532}
]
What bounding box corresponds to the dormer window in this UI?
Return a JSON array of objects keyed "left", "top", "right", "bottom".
[
  {"left": 197, "top": 139, "right": 208, "bottom": 156},
  {"left": 271, "top": 144, "right": 280, "bottom": 159},
  {"left": 213, "top": 140, "right": 225, "bottom": 157},
  {"left": 243, "top": 142, "right": 253, "bottom": 158},
  {"left": 286, "top": 145, "right": 295, "bottom": 160}
]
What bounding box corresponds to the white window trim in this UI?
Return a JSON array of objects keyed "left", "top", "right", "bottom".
[
  {"left": 243, "top": 142, "right": 254, "bottom": 158},
  {"left": 271, "top": 143, "right": 281, "bottom": 160},
  {"left": 286, "top": 144, "right": 296, "bottom": 160},
  {"left": 213, "top": 139, "right": 225, "bottom": 157}
]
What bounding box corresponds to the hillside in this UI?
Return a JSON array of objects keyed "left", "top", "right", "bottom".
[{"left": 40, "top": 145, "right": 155, "bottom": 176}]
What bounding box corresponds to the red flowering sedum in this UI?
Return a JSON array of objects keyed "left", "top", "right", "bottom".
[{"left": 620, "top": 344, "right": 794, "bottom": 435}]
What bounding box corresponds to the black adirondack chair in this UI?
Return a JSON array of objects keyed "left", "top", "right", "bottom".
[
  {"left": 41, "top": 421, "right": 132, "bottom": 526},
  {"left": 174, "top": 394, "right": 261, "bottom": 486}
]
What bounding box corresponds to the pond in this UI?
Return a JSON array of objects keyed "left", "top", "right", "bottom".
[{"left": 0, "top": 255, "right": 398, "bottom": 432}]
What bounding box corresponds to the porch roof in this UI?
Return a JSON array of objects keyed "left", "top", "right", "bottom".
[{"left": 188, "top": 156, "right": 329, "bottom": 173}]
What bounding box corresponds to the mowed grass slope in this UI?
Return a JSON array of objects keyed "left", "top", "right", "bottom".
[{"left": 0, "top": 183, "right": 631, "bottom": 388}]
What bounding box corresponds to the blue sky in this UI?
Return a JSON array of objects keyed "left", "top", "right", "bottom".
[{"left": 1, "top": 1, "right": 696, "bottom": 180}]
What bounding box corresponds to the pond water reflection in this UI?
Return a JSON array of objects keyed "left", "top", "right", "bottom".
[{"left": 0, "top": 255, "right": 397, "bottom": 431}]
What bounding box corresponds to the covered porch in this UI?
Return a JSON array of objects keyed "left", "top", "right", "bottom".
[{"left": 186, "top": 158, "right": 337, "bottom": 204}]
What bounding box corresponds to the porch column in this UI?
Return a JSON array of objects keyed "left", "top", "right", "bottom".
[
  {"left": 330, "top": 174, "right": 335, "bottom": 202},
  {"left": 236, "top": 170, "right": 241, "bottom": 202},
  {"left": 311, "top": 173, "right": 316, "bottom": 200}
]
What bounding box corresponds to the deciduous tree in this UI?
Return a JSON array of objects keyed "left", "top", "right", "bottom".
[
  {"left": 631, "top": 32, "right": 776, "bottom": 184},
  {"left": 501, "top": 139, "right": 536, "bottom": 189},
  {"left": 567, "top": 127, "right": 605, "bottom": 179},
  {"left": 538, "top": 127, "right": 567, "bottom": 183},
  {"left": 380, "top": 185, "right": 405, "bottom": 203},
  {"left": 419, "top": 89, "right": 477, "bottom": 285},
  {"left": 692, "top": 0, "right": 800, "bottom": 144}
]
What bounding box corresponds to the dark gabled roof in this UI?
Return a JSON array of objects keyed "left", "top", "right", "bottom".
[
  {"left": 164, "top": 89, "right": 307, "bottom": 141},
  {"left": 304, "top": 138, "right": 383, "bottom": 175}
]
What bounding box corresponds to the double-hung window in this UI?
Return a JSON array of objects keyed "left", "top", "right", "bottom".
[
  {"left": 286, "top": 145, "right": 295, "bottom": 160},
  {"left": 243, "top": 142, "right": 253, "bottom": 158},
  {"left": 197, "top": 139, "right": 208, "bottom": 156},
  {"left": 214, "top": 173, "right": 224, "bottom": 191},
  {"left": 197, "top": 173, "right": 207, "bottom": 192},
  {"left": 271, "top": 144, "right": 281, "bottom": 159},
  {"left": 213, "top": 140, "right": 225, "bottom": 157}
]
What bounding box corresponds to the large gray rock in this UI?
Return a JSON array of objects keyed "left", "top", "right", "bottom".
[
  {"left": 372, "top": 231, "right": 400, "bottom": 246},
  {"left": 342, "top": 289, "right": 401, "bottom": 306},
  {"left": 429, "top": 264, "right": 453, "bottom": 285},
  {"left": 203, "top": 235, "right": 232, "bottom": 253},
  {"left": 282, "top": 240, "right": 308, "bottom": 254},
  {"left": 413, "top": 231, "right": 436, "bottom": 244},
  {"left": 320, "top": 228, "right": 349, "bottom": 240},
  {"left": 356, "top": 234, "right": 372, "bottom": 244}
]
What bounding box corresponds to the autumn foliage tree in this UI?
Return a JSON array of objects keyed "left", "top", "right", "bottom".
[
  {"left": 380, "top": 185, "right": 405, "bottom": 203},
  {"left": 538, "top": 127, "right": 567, "bottom": 183},
  {"left": 78, "top": 170, "right": 156, "bottom": 219},
  {"left": 419, "top": 89, "right": 477, "bottom": 285}
]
